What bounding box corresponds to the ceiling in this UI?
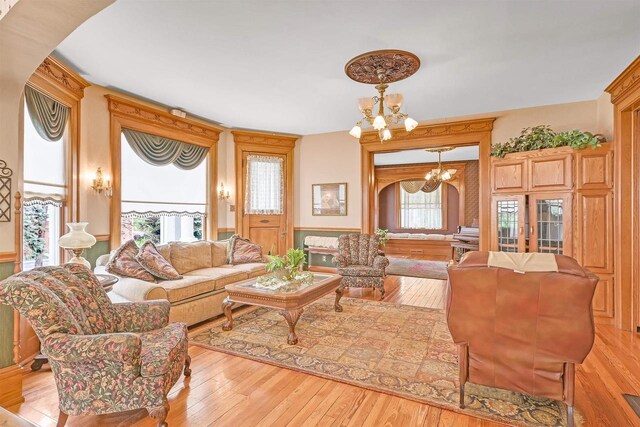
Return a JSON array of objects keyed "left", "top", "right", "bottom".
[
  {"left": 55, "top": 1, "right": 640, "bottom": 136},
  {"left": 374, "top": 146, "right": 479, "bottom": 166}
]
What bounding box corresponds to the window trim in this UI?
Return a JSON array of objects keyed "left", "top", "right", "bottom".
[
  {"left": 107, "top": 95, "right": 223, "bottom": 248},
  {"left": 395, "top": 182, "right": 448, "bottom": 231}
]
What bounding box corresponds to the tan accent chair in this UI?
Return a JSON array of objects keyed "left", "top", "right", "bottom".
[
  {"left": 334, "top": 234, "right": 389, "bottom": 299},
  {"left": 446, "top": 251, "right": 598, "bottom": 427}
]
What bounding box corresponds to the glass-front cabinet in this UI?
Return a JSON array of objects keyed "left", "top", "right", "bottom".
[{"left": 491, "top": 193, "right": 572, "bottom": 256}]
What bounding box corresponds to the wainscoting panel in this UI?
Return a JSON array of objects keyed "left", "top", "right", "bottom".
[
  {"left": 0, "top": 261, "right": 15, "bottom": 369},
  {"left": 294, "top": 228, "right": 359, "bottom": 268}
]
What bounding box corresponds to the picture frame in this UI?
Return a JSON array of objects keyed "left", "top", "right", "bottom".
[{"left": 312, "top": 183, "right": 347, "bottom": 216}]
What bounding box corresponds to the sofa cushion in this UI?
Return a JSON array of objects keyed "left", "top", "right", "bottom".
[
  {"left": 169, "top": 241, "right": 212, "bottom": 274},
  {"left": 156, "top": 244, "right": 171, "bottom": 263},
  {"left": 153, "top": 275, "right": 220, "bottom": 303},
  {"left": 219, "top": 263, "right": 266, "bottom": 276},
  {"left": 107, "top": 239, "right": 155, "bottom": 282},
  {"left": 136, "top": 241, "right": 182, "bottom": 280},
  {"left": 229, "top": 236, "right": 264, "bottom": 265},
  {"left": 139, "top": 322, "right": 188, "bottom": 378},
  {"left": 183, "top": 268, "right": 248, "bottom": 290},
  {"left": 210, "top": 240, "right": 229, "bottom": 267}
]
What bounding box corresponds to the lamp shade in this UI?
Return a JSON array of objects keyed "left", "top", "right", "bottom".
[{"left": 58, "top": 222, "right": 96, "bottom": 249}]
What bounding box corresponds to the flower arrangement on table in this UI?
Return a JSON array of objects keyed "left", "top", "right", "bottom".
[{"left": 255, "top": 248, "right": 313, "bottom": 291}]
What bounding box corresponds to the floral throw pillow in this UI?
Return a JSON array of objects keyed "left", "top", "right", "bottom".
[
  {"left": 136, "top": 241, "right": 182, "bottom": 280},
  {"left": 229, "top": 235, "right": 264, "bottom": 265},
  {"left": 106, "top": 239, "right": 155, "bottom": 282}
]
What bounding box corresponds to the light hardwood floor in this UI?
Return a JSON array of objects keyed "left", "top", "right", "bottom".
[{"left": 8, "top": 275, "right": 640, "bottom": 427}]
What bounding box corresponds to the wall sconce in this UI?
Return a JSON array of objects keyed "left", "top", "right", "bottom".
[
  {"left": 91, "top": 167, "right": 112, "bottom": 197},
  {"left": 218, "top": 182, "right": 230, "bottom": 201}
]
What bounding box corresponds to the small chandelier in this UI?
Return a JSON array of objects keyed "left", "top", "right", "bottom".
[
  {"left": 345, "top": 50, "right": 421, "bottom": 142},
  {"left": 424, "top": 147, "right": 457, "bottom": 188}
]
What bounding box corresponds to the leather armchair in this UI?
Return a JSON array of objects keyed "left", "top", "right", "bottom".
[
  {"left": 334, "top": 233, "right": 389, "bottom": 298},
  {"left": 446, "top": 251, "right": 598, "bottom": 427},
  {"left": 0, "top": 264, "right": 191, "bottom": 427}
]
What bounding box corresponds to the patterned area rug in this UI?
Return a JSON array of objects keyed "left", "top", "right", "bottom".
[
  {"left": 191, "top": 297, "right": 574, "bottom": 426},
  {"left": 386, "top": 257, "right": 449, "bottom": 280}
]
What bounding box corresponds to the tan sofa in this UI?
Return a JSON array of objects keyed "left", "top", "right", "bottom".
[{"left": 95, "top": 240, "right": 266, "bottom": 326}]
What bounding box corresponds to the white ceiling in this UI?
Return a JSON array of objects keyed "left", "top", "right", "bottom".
[
  {"left": 54, "top": 1, "right": 640, "bottom": 135},
  {"left": 374, "top": 146, "right": 479, "bottom": 166}
]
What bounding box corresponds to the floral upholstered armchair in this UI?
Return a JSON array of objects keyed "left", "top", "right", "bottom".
[
  {"left": 334, "top": 234, "right": 389, "bottom": 299},
  {"left": 0, "top": 264, "right": 191, "bottom": 427}
]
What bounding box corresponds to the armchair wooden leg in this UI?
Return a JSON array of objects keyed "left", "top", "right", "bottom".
[
  {"left": 460, "top": 382, "right": 465, "bottom": 409},
  {"left": 567, "top": 404, "right": 574, "bottom": 427},
  {"left": 56, "top": 411, "right": 68, "bottom": 427},
  {"left": 184, "top": 354, "right": 192, "bottom": 377},
  {"left": 458, "top": 343, "right": 469, "bottom": 409},
  {"left": 148, "top": 402, "right": 169, "bottom": 427}
]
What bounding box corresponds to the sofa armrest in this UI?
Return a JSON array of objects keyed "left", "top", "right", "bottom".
[
  {"left": 43, "top": 332, "right": 141, "bottom": 364},
  {"left": 95, "top": 253, "right": 111, "bottom": 267},
  {"left": 113, "top": 300, "right": 170, "bottom": 332},
  {"left": 111, "top": 277, "right": 168, "bottom": 302},
  {"left": 373, "top": 255, "right": 389, "bottom": 271},
  {"left": 333, "top": 254, "right": 349, "bottom": 268}
]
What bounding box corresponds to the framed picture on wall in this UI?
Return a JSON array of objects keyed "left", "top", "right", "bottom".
[{"left": 312, "top": 183, "right": 347, "bottom": 216}]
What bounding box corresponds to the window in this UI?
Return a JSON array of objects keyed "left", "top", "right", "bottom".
[
  {"left": 120, "top": 133, "right": 206, "bottom": 245},
  {"left": 22, "top": 96, "right": 66, "bottom": 269},
  {"left": 398, "top": 184, "right": 444, "bottom": 229},
  {"left": 245, "top": 155, "right": 283, "bottom": 215}
]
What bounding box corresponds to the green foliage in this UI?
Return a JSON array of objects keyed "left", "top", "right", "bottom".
[
  {"left": 23, "top": 204, "right": 49, "bottom": 266},
  {"left": 265, "top": 248, "right": 307, "bottom": 281},
  {"left": 491, "top": 125, "right": 602, "bottom": 157},
  {"left": 375, "top": 228, "right": 389, "bottom": 246}
]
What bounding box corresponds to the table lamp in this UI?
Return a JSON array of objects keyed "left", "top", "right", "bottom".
[{"left": 58, "top": 222, "right": 97, "bottom": 269}]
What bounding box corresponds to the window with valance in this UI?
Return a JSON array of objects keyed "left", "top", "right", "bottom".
[
  {"left": 120, "top": 129, "right": 208, "bottom": 244},
  {"left": 22, "top": 86, "right": 69, "bottom": 269},
  {"left": 398, "top": 182, "right": 444, "bottom": 229}
]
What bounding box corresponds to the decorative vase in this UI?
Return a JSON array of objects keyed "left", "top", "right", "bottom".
[{"left": 58, "top": 222, "right": 96, "bottom": 269}]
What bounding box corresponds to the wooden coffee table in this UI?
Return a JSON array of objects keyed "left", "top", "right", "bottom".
[{"left": 222, "top": 273, "right": 343, "bottom": 345}]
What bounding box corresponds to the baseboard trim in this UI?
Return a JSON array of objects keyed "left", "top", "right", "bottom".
[{"left": 0, "top": 364, "right": 24, "bottom": 407}]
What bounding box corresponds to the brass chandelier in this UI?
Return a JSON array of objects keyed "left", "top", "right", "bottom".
[
  {"left": 424, "top": 147, "right": 457, "bottom": 191},
  {"left": 344, "top": 50, "right": 421, "bottom": 142}
]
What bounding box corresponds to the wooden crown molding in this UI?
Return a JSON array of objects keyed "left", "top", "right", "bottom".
[
  {"left": 232, "top": 130, "right": 300, "bottom": 148},
  {"left": 605, "top": 55, "right": 640, "bottom": 104},
  {"left": 32, "top": 56, "right": 89, "bottom": 101},
  {"left": 360, "top": 118, "right": 496, "bottom": 145},
  {"left": 106, "top": 95, "right": 224, "bottom": 144},
  {"left": 375, "top": 161, "right": 468, "bottom": 189}
]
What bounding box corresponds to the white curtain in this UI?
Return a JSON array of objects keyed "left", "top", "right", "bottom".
[
  {"left": 245, "top": 155, "right": 283, "bottom": 215},
  {"left": 23, "top": 99, "right": 66, "bottom": 206},
  {"left": 399, "top": 184, "right": 443, "bottom": 229},
  {"left": 121, "top": 133, "right": 206, "bottom": 217}
]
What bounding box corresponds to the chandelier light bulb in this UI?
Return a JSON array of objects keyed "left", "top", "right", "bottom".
[
  {"left": 404, "top": 117, "right": 418, "bottom": 132},
  {"left": 373, "top": 115, "right": 387, "bottom": 130},
  {"left": 425, "top": 172, "right": 432, "bottom": 180},
  {"left": 349, "top": 125, "right": 362, "bottom": 138},
  {"left": 382, "top": 128, "right": 392, "bottom": 140},
  {"left": 442, "top": 171, "right": 451, "bottom": 181}
]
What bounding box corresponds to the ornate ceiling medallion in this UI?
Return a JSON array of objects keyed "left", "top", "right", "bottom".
[
  {"left": 345, "top": 50, "right": 421, "bottom": 143},
  {"left": 345, "top": 50, "right": 421, "bottom": 84}
]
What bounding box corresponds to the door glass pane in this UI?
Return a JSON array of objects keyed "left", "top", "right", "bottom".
[
  {"left": 497, "top": 200, "right": 519, "bottom": 252},
  {"left": 245, "top": 155, "right": 283, "bottom": 215},
  {"left": 536, "top": 199, "right": 564, "bottom": 254}
]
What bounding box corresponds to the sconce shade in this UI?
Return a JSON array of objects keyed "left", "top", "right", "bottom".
[{"left": 58, "top": 222, "right": 96, "bottom": 249}]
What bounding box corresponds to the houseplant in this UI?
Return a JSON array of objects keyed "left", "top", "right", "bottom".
[
  {"left": 490, "top": 125, "right": 603, "bottom": 157},
  {"left": 256, "top": 248, "right": 312, "bottom": 291},
  {"left": 375, "top": 228, "right": 389, "bottom": 247}
]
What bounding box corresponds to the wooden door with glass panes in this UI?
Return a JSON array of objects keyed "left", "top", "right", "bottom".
[
  {"left": 528, "top": 193, "right": 572, "bottom": 256},
  {"left": 491, "top": 195, "right": 527, "bottom": 252},
  {"left": 241, "top": 152, "right": 288, "bottom": 256}
]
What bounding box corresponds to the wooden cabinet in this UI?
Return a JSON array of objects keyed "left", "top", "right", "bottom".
[{"left": 490, "top": 144, "right": 614, "bottom": 321}]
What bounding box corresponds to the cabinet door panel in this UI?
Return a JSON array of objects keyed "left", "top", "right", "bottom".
[
  {"left": 576, "top": 190, "right": 613, "bottom": 272},
  {"left": 576, "top": 144, "right": 613, "bottom": 190},
  {"left": 528, "top": 154, "right": 572, "bottom": 191},
  {"left": 491, "top": 195, "right": 526, "bottom": 252},
  {"left": 528, "top": 193, "right": 572, "bottom": 256},
  {"left": 592, "top": 274, "right": 614, "bottom": 319},
  {"left": 492, "top": 160, "right": 527, "bottom": 193}
]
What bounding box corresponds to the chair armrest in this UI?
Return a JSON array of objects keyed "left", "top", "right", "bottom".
[
  {"left": 373, "top": 255, "right": 389, "bottom": 271},
  {"left": 333, "top": 254, "right": 349, "bottom": 268},
  {"left": 113, "top": 300, "right": 170, "bottom": 332},
  {"left": 43, "top": 332, "right": 141, "bottom": 364}
]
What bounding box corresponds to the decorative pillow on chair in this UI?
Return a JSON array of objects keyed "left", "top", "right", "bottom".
[
  {"left": 136, "top": 241, "right": 182, "bottom": 280},
  {"left": 229, "top": 235, "right": 264, "bottom": 265},
  {"left": 106, "top": 239, "right": 155, "bottom": 282}
]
